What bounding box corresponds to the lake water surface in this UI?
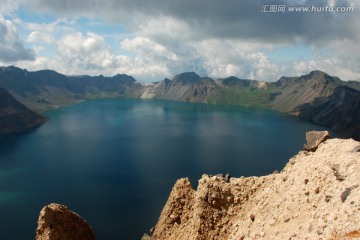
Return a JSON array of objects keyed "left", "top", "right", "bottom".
[{"left": 0, "top": 98, "right": 331, "bottom": 239}]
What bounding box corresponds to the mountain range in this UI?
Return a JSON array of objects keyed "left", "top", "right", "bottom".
[{"left": 0, "top": 66, "right": 359, "bottom": 140}]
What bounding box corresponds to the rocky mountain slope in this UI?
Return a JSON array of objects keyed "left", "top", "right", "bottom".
[
  {"left": 129, "top": 72, "right": 217, "bottom": 102},
  {"left": 0, "top": 87, "right": 47, "bottom": 134},
  {"left": 270, "top": 70, "right": 343, "bottom": 112},
  {"left": 132, "top": 70, "right": 360, "bottom": 140},
  {"left": 296, "top": 86, "right": 360, "bottom": 139},
  {"left": 0, "top": 66, "right": 139, "bottom": 111},
  {"left": 150, "top": 132, "right": 360, "bottom": 240},
  {"left": 268, "top": 71, "right": 360, "bottom": 139}
]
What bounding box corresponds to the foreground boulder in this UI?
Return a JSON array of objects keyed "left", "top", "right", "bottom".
[
  {"left": 303, "top": 130, "right": 330, "bottom": 151},
  {"left": 36, "top": 203, "right": 95, "bottom": 240},
  {"left": 151, "top": 137, "right": 360, "bottom": 239}
]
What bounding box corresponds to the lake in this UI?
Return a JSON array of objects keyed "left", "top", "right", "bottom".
[{"left": 0, "top": 98, "right": 331, "bottom": 239}]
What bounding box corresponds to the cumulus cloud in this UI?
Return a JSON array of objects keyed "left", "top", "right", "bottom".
[
  {"left": 0, "top": 15, "right": 35, "bottom": 62},
  {"left": 8, "top": 0, "right": 360, "bottom": 82},
  {"left": 19, "top": 32, "right": 169, "bottom": 80},
  {"left": 292, "top": 38, "right": 360, "bottom": 80},
  {"left": 27, "top": 31, "right": 53, "bottom": 44},
  {"left": 0, "top": 0, "right": 23, "bottom": 15},
  {"left": 121, "top": 37, "right": 177, "bottom": 62},
  {"left": 56, "top": 32, "right": 116, "bottom": 72}
]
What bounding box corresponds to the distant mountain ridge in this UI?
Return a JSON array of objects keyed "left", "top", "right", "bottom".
[
  {"left": 0, "top": 66, "right": 359, "bottom": 140},
  {"left": 0, "top": 66, "right": 138, "bottom": 111}
]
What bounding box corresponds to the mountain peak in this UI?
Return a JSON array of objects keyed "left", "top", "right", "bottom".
[
  {"left": 172, "top": 72, "right": 201, "bottom": 84},
  {"left": 305, "top": 70, "right": 329, "bottom": 79},
  {"left": 302, "top": 70, "right": 344, "bottom": 87},
  {"left": 277, "top": 70, "right": 341, "bottom": 87}
]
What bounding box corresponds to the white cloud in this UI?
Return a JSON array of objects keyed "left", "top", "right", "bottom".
[
  {"left": 17, "top": 31, "right": 170, "bottom": 81},
  {"left": 22, "top": 19, "right": 66, "bottom": 46},
  {"left": 54, "top": 32, "right": 171, "bottom": 79},
  {"left": 27, "top": 31, "right": 53, "bottom": 44},
  {"left": 290, "top": 37, "right": 360, "bottom": 80},
  {"left": 0, "top": 0, "right": 23, "bottom": 15},
  {"left": 0, "top": 15, "right": 34, "bottom": 62},
  {"left": 5, "top": 0, "right": 360, "bottom": 82},
  {"left": 56, "top": 32, "right": 116, "bottom": 72},
  {"left": 121, "top": 37, "right": 177, "bottom": 61}
]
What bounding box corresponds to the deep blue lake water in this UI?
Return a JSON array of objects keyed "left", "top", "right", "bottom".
[{"left": 0, "top": 98, "right": 331, "bottom": 239}]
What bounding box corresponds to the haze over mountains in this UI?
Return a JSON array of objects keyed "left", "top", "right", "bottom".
[{"left": 0, "top": 66, "right": 359, "bottom": 140}]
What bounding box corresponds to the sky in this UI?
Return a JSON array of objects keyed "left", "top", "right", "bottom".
[{"left": 0, "top": 0, "right": 359, "bottom": 82}]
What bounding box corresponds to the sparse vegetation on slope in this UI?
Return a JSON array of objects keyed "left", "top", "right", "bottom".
[{"left": 208, "top": 87, "right": 274, "bottom": 108}]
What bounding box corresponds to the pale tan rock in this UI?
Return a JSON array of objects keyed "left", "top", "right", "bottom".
[
  {"left": 152, "top": 138, "right": 360, "bottom": 240},
  {"left": 152, "top": 178, "right": 196, "bottom": 240},
  {"left": 36, "top": 203, "right": 95, "bottom": 240},
  {"left": 141, "top": 233, "right": 152, "bottom": 240}
]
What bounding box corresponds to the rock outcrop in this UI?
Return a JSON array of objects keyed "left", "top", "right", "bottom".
[
  {"left": 151, "top": 134, "right": 360, "bottom": 239},
  {"left": 303, "top": 130, "right": 330, "bottom": 152},
  {"left": 36, "top": 203, "right": 95, "bottom": 240}
]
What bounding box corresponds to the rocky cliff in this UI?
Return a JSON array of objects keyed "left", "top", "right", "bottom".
[
  {"left": 150, "top": 133, "right": 360, "bottom": 240},
  {"left": 0, "top": 87, "right": 47, "bottom": 134}
]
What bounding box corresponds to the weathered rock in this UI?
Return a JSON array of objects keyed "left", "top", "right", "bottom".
[
  {"left": 304, "top": 130, "right": 330, "bottom": 151},
  {"left": 151, "top": 137, "right": 360, "bottom": 240},
  {"left": 149, "top": 226, "right": 155, "bottom": 235},
  {"left": 36, "top": 203, "right": 95, "bottom": 240},
  {"left": 224, "top": 173, "right": 231, "bottom": 183},
  {"left": 151, "top": 178, "right": 195, "bottom": 240},
  {"left": 141, "top": 233, "right": 152, "bottom": 240},
  {"left": 352, "top": 145, "right": 360, "bottom": 152}
]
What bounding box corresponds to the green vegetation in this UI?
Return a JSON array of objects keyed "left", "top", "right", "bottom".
[
  {"left": 85, "top": 92, "right": 123, "bottom": 99},
  {"left": 18, "top": 92, "right": 125, "bottom": 112},
  {"left": 207, "top": 87, "right": 274, "bottom": 109}
]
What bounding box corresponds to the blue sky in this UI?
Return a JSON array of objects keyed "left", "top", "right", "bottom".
[{"left": 0, "top": 0, "right": 359, "bottom": 82}]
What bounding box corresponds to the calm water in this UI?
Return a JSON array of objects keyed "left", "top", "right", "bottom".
[{"left": 0, "top": 98, "right": 331, "bottom": 239}]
